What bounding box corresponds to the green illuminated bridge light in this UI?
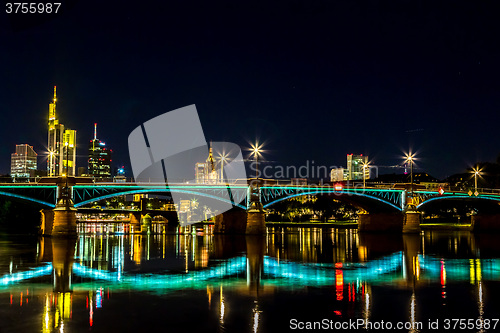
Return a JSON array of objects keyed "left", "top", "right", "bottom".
[{"left": 0, "top": 183, "right": 500, "bottom": 213}]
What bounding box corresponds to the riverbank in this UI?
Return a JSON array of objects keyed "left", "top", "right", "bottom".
[{"left": 266, "top": 221, "right": 473, "bottom": 230}]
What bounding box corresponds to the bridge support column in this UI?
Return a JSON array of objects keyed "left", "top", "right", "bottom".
[
  {"left": 358, "top": 212, "right": 404, "bottom": 232},
  {"left": 246, "top": 202, "right": 266, "bottom": 234},
  {"left": 214, "top": 208, "right": 247, "bottom": 233},
  {"left": 51, "top": 206, "right": 77, "bottom": 237},
  {"left": 471, "top": 214, "right": 500, "bottom": 232},
  {"left": 42, "top": 180, "right": 77, "bottom": 237},
  {"left": 403, "top": 211, "right": 422, "bottom": 233},
  {"left": 40, "top": 209, "right": 54, "bottom": 236}
]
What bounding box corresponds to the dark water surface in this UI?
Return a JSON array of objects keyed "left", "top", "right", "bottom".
[{"left": 0, "top": 226, "right": 499, "bottom": 332}]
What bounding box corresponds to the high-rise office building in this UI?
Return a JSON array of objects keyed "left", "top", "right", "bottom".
[
  {"left": 330, "top": 167, "right": 345, "bottom": 182},
  {"left": 195, "top": 146, "right": 219, "bottom": 184},
  {"left": 47, "top": 86, "right": 77, "bottom": 176},
  {"left": 62, "top": 129, "right": 77, "bottom": 176},
  {"left": 47, "top": 86, "right": 64, "bottom": 176},
  {"left": 195, "top": 162, "right": 206, "bottom": 183},
  {"left": 346, "top": 154, "right": 369, "bottom": 180},
  {"left": 11, "top": 144, "right": 37, "bottom": 179},
  {"left": 88, "top": 123, "right": 112, "bottom": 181}
]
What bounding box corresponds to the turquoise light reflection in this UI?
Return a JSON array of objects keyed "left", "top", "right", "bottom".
[{"left": 1, "top": 256, "right": 499, "bottom": 291}]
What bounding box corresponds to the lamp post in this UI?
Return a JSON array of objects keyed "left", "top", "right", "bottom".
[
  {"left": 361, "top": 161, "right": 369, "bottom": 188},
  {"left": 472, "top": 167, "right": 481, "bottom": 194},
  {"left": 405, "top": 153, "right": 415, "bottom": 198},
  {"left": 65, "top": 142, "right": 69, "bottom": 188},
  {"left": 250, "top": 142, "right": 263, "bottom": 181},
  {"left": 217, "top": 151, "right": 229, "bottom": 183}
]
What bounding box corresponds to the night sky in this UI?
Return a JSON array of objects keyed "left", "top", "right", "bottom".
[{"left": 2, "top": 0, "right": 500, "bottom": 180}]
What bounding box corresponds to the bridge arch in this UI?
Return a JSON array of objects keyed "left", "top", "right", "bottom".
[
  {"left": 0, "top": 191, "right": 54, "bottom": 207},
  {"left": 262, "top": 189, "right": 403, "bottom": 213},
  {"left": 74, "top": 188, "right": 247, "bottom": 210},
  {"left": 417, "top": 195, "right": 500, "bottom": 212}
]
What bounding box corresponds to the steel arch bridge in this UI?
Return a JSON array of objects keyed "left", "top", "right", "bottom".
[
  {"left": 260, "top": 186, "right": 406, "bottom": 212},
  {"left": 1, "top": 183, "right": 500, "bottom": 213}
]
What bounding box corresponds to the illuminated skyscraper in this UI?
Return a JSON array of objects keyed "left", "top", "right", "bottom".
[
  {"left": 47, "top": 86, "right": 77, "bottom": 176},
  {"left": 47, "top": 86, "right": 64, "bottom": 176},
  {"left": 205, "top": 146, "right": 218, "bottom": 184},
  {"left": 61, "top": 129, "right": 77, "bottom": 176},
  {"left": 88, "top": 123, "right": 112, "bottom": 181},
  {"left": 195, "top": 162, "right": 206, "bottom": 183},
  {"left": 346, "top": 154, "right": 369, "bottom": 180},
  {"left": 11, "top": 144, "right": 37, "bottom": 179},
  {"left": 194, "top": 145, "right": 219, "bottom": 184}
]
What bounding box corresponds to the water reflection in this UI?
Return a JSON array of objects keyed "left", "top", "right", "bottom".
[{"left": 0, "top": 229, "right": 499, "bottom": 332}]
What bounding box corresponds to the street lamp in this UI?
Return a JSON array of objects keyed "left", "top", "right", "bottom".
[
  {"left": 249, "top": 142, "right": 263, "bottom": 180},
  {"left": 405, "top": 152, "right": 415, "bottom": 197},
  {"left": 217, "top": 151, "right": 229, "bottom": 183},
  {"left": 472, "top": 166, "right": 481, "bottom": 193},
  {"left": 361, "top": 161, "right": 370, "bottom": 188}
]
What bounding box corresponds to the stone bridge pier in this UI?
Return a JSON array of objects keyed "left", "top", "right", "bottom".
[
  {"left": 358, "top": 211, "right": 422, "bottom": 233},
  {"left": 471, "top": 213, "right": 500, "bottom": 232},
  {"left": 41, "top": 178, "right": 77, "bottom": 237},
  {"left": 214, "top": 183, "right": 266, "bottom": 234}
]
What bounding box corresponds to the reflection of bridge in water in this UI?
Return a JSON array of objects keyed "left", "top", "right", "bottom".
[
  {"left": 1, "top": 232, "right": 497, "bottom": 290},
  {"left": 0, "top": 230, "right": 495, "bottom": 332}
]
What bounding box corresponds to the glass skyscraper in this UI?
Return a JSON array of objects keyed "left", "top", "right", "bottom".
[
  {"left": 88, "top": 123, "right": 112, "bottom": 181},
  {"left": 11, "top": 144, "right": 37, "bottom": 179}
]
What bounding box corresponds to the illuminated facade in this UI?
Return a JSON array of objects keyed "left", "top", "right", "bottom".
[
  {"left": 346, "top": 154, "right": 369, "bottom": 180},
  {"left": 195, "top": 162, "right": 206, "bottom": 183},
  {"left": 10, "top": 144, "right": 37, "bottom": 179},
  {"left": 47, "top": 86, "right": 63, "bottom": 176},
  {"left": 195, "top": 146, "right": 219, "bottom": 184},
  {"left": 330, "top": 168, "right": 345, "bottom": 182},
  {"left": 62, "top": 129, "right": 77, "bottom": 176},
  {"left": 88, "top": 123, "right": 112, "bottom": 181},
  {"left": 47, "top": 86, "right": 77, "bottom": 176}
]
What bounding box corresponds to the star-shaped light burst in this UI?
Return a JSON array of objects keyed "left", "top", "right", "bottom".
[
  {"left": 471, "top": 166, "right": 483, "bottom": 194},
  {"left": 249, "top": 141, "right": 265, "bottom": 180},
  {"left": 217, "top": 150, "right": 230, "bottom": 182},
  {"left": 249, "top": 142, "right": 264, "bottom": 159},
  {"left": 403, "top": 151, "right": 417, "bottom": 196}
]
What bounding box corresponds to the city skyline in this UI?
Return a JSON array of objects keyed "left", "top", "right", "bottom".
[
  {"left": 1, "top": 1, "right": 500, "bottom": 180},
  {"left": 2, "top": 84, "right": 497, "bottom": 182}
]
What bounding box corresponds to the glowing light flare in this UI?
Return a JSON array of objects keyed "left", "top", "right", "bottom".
[
  {"left": 472, "top": 166, "right": 482, "bottom": 177},
  {"left": 249, "top": 142, "right": 264, "bottom": 158},
  {"left": 404, "top": 152, "right": 416, "bottom": 163}
]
